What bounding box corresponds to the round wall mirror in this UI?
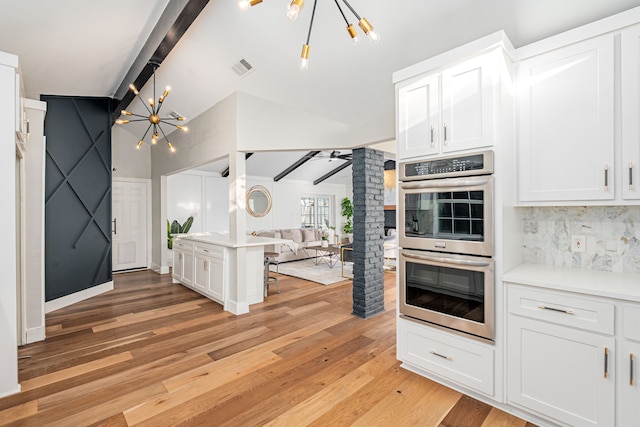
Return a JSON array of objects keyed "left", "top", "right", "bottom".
[{"left": 246, "top": 185, "right": 272, "bottom": 217}]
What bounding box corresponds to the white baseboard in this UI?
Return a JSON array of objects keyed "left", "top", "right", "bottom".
[
  {"left": 45, "top": 281, "right": 114, "bottom": 313},
  {"left": 150, "top": 263, "right": 170, "bottom": 275},
  {"left": 0, "top": 384, "right": 21, "bottom": 399},
  {"left": 25, "top": 326, "right": 45, "bottom": 344},
  {"left": 224, "top": 299, "right": 249, "bottom": 315}
]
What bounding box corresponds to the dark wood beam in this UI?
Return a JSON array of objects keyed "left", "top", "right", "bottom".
[
  {"left": 221, "top": 153, "right": 253, "bottom": 178},
  {"left": 274, "top": 151, "right": 321, "bottom": 182},
  {"left": 313, "top": 160, "right": 352, "bottom": 185},
  {"left": 111, "top": 0, "right": 210, "bottom": 122}
]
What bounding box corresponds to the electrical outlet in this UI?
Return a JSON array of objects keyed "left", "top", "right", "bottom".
[{"left": 571, "top": 234, "right": 586, "bottom": 253}]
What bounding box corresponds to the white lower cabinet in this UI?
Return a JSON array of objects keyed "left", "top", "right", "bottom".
[
  {"left": 621, "top": 305, "right": 640, "bottom": 427},
  {"left": 397, "top": 317, "right": 494, "bottom": 397},
  {"left": 194, "top": 244, "right": 225, "bottom": 304},
  {"left": 173, "top": 239, "right": 226, "bottom": 305},
  {"left": 506, "top": 284, "right": 640, "bottom": 427},
  {"left": 172, "top": 240, "right": 194, "bottom": 287},
  {"left": 507, "top": 315, "right": 615, "bottom": 427}
]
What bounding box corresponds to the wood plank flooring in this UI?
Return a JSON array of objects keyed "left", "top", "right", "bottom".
[{"left": 0, "top": 270, "right": 537, "bottom": 426}]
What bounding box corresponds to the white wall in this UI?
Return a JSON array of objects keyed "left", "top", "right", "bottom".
[
  {"left": 0, "top": 51, "right": 19, "bottom": 397},
  {"left": 112, "top": 125, "right": 151, "bottom": 179},
  {"left": 167, "top": 173, "right": 348, "bottom": 236},
  {"left": 167, "top": 170, "right": 230, "bottom": 234}
]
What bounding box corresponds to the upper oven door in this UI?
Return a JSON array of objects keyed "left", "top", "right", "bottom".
[{"left": 399, "top": 175, "right": 493, "bottom": 256}]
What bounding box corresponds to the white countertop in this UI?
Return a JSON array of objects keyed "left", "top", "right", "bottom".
[
  {"left": 503, "top": 263, "right": 640, "bottom": 302},
  {"left": 174, "top": 232, "right": 288, "bottom": 249}
]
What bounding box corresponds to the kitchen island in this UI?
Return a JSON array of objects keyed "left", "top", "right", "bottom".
[{"left": 171, "top": 233, "right": 288, "bottom": 315}]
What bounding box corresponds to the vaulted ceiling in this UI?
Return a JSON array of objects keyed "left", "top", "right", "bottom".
[{"left": 2, "top": 0, "right": 640, "bottom": 184}]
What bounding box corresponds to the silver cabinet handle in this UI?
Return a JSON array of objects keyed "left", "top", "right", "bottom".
[
  {"left": 430, "top": 126, "right": 434, "bottom": 146},
  {"left": 604, "top": 347, "right": 609, "bottom": 379},
  {"left": 629, "top": 163, "right": 634, "bottom": 190},
  {"left": 443, "top": 124, "right": 448, "bottom": 144},
  {"left": 204, "top": 260, "right": 209, "bottom": 272},
  {"left": 112, "top": 218, "right": 117, "bottom": 235},
  {"left": 537, "top": 305, "right": 574, "bottom": 315},
  {"left": 604, "top": 165, "right": 609, "bottom": 192},
  {"left": 430, "top": 351, "right": 452, "bottom": 361},
  {"left": 631, "top": 353, "right": 635, "bottom": 386}
]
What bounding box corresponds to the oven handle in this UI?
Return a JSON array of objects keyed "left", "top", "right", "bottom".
[
  {"left": 400, "top": 176, "right": 491, "bottom": 190},
  {"left": 402, "top": 251, "right": 491, "bottom": 267}
]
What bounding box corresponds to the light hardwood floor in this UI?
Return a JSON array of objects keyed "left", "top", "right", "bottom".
[{"left": 0, "top": 270, "right": 537, "bottom": 426}]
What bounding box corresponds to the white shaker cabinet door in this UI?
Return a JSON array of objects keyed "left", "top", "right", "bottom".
[
  {"left": 622, "top": 25, "right": 640, "bottom": 200},
  {"left": 507, "top": 315, "right": 615, "bottom": 427},
  {"left": 517, "top": 35, "right": 614, "bottom": 203},
  {"left": 441, "top": 52, "right": 495, "bottom": 154},
  {"left": 397, "top": 73, "right": 440, "bottom": 159}
]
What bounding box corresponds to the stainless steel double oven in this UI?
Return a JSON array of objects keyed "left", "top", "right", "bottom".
[{"left": 398, "top": 151, "right": 495, "bottom": 341}]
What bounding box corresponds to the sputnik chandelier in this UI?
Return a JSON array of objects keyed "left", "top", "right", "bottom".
[
  {"left": 238, "top": 0, "right": 380, "bottom": 70},
  {"left": 116, "top": 62, "right": 188, "bottom": 153}
]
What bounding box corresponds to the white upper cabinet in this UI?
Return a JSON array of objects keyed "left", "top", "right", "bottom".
[
  {"left": 622, "top": 25, "right": 640, "bottom": 200},
  {"left": 397, "top": 73, "right": 439, "bottom": 158},
  {"left": 397, "top": 49, "right": 503, "bottom": 160},
  {"left": 517, "top": 35, "right": 615, "bottom": 203}
]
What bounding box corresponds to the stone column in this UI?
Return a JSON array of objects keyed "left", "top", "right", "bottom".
[{"left": 351, "top": 147, "right": 385, "bottom": 319}]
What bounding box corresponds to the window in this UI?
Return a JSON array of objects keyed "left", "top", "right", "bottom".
[{"left": 300, "top": 196, "right": 332, "bottom": 228}]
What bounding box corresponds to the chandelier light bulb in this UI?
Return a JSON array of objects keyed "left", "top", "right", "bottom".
[
  {"left": 121, "top": 110, "right": 132, "bottom": 116},
  {"left": 136, "top": 140, "right": 143, "bottom": 150},
  {"left": 152, "top": 132, "right": 158, "bottom": 144},
  {"left": 358, "top": 17, "right": 380, "bottom": 44},
  {"left": 346, "top": 24, "right": 359, "bottom": 45},
  {"left": 115, "top": 119, "right": 129, "bottom": 125},
  {"left": 128, "top": 84, "right": 139, "bottom": 95},
  {"left": 148, "top": 98, "right": 155, "bottom": 107},
  {"left": 299, "top": 44, "right": 310, "bottom": 71},
  {"left": 168, "top": 142, "right": 176, "bottom": 153},
  {"left": 286, "top": 0, "right": 304, "bottom": 20},
  {"left": 238, "top": 0, "right": 250, "bottom": 10},
  {"left": 177, "top": 125, "right": 189, "bottom": 132}
]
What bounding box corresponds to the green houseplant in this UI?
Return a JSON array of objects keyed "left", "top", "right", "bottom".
[
  {"left": 341, "top": 197, "right": 353, "bottom": 239},
  {"left": 167, "top": 216, "right": 194, "bottom": 249}
]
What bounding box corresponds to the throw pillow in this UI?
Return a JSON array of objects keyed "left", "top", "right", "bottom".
[
  {"left": 303, "top": 229, "right": 316, "bottom": 242},
  {"left": 290, "top": 228, "right": 303, "bottom": 242},
  {"left": 280, "top": 229, "right": 293, "bottom": 240}
]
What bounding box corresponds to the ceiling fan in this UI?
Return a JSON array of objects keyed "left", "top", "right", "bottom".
[{"left": 313, "top": 150, "right": 352, "bottom": 161}]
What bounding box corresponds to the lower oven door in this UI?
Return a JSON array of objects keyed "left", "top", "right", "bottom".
[{"left": 399, "top": 249, "right": 494, "bottom": 341}]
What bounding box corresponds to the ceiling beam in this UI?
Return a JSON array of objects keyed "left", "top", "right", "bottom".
[
  {"left": 111, "top": 0, "right": 210, "bottom": 122},
  {"left": 273, "top": 151, "right": 321, "bottom": 182},
  {"left": 313, "top": 160, "right": 352, "bottom": 185},
  {"left": 221, "top": 153, "right": 254, "bottom": 178}
]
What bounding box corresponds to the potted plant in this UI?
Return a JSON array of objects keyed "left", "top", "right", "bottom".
[
  {"left": 341, "top": 197, "right": 353, "bottom": 243},
  {"left": 167, "top": 216, "right": 194, "bottom": 249}
]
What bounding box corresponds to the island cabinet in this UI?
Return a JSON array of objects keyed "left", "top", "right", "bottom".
[
  {"left": 193, "top": 243, "right": 226, "bottom": 304},
  {"left": 395, "top": 32, "right": 513, "bottom": 160},
  {"left": 172, "top": 239, "right": 194, "bottom": 287},
  {"left": 506, "top": 282, "right": 640, "bottom": 427}
]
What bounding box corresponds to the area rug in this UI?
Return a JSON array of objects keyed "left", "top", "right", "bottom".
[{"left": 270, "top": 258, "right": 353, "bottom": 285}]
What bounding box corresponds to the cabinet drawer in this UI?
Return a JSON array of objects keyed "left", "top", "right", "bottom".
[
  {"left": 398, "top": 317, "right": 494, "bottom": 396},
  {"left": 173, "top": 240, "right": 194, "bottom": 252},
  {"left": 194, "top": 243, "right": 224, "bottom": 258},
  {"left": 623, "top": 304, "right": 640, "bottom": 341},
  {"left": 508, "top": 285, "right": 614, "bottom": 335}
]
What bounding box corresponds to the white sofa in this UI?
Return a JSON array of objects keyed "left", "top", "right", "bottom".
[{"left": 257, "top": 228, "right": 322, "bottom": 263}]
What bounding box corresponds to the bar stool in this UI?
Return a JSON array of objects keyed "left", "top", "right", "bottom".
[{"left": 264, "top": 252, "right": 280, "bottom": 296}]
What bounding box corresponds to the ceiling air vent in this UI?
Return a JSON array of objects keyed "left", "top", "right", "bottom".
[{"left": 232, "top": 59, "right": 254, "bottom": 77}]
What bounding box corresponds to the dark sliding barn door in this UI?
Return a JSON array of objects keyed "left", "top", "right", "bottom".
[{"left": 42, "top": 96, "right": 112, "bottom": 301}]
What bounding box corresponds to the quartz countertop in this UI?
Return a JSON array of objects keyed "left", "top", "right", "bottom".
[
  {"left": 173, "top": 232, "right": 288, "bottom": 249},
  {"left": 503, "top": 263, "right": 640, "bottom": 303}
]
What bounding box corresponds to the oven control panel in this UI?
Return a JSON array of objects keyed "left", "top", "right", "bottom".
[{"left": 400, "top": 150, "right": 494, "bottom": 181}]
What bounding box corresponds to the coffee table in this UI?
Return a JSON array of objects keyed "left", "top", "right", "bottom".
[{"left": 303, "top": 245, "right": 342, "bottom": 268}]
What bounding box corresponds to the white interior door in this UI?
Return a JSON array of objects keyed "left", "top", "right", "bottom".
[{"left": 112, "top": 180, "right": 148, "bottom": 272}]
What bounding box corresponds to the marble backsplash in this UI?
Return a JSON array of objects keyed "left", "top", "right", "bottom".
[{"left": 522, "top": 206, "right": 640, "bottom": 274}]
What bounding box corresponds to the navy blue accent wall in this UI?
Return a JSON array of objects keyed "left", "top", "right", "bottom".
[{"left": 42, "top": 96, "right": 112, "bottom": 302}]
